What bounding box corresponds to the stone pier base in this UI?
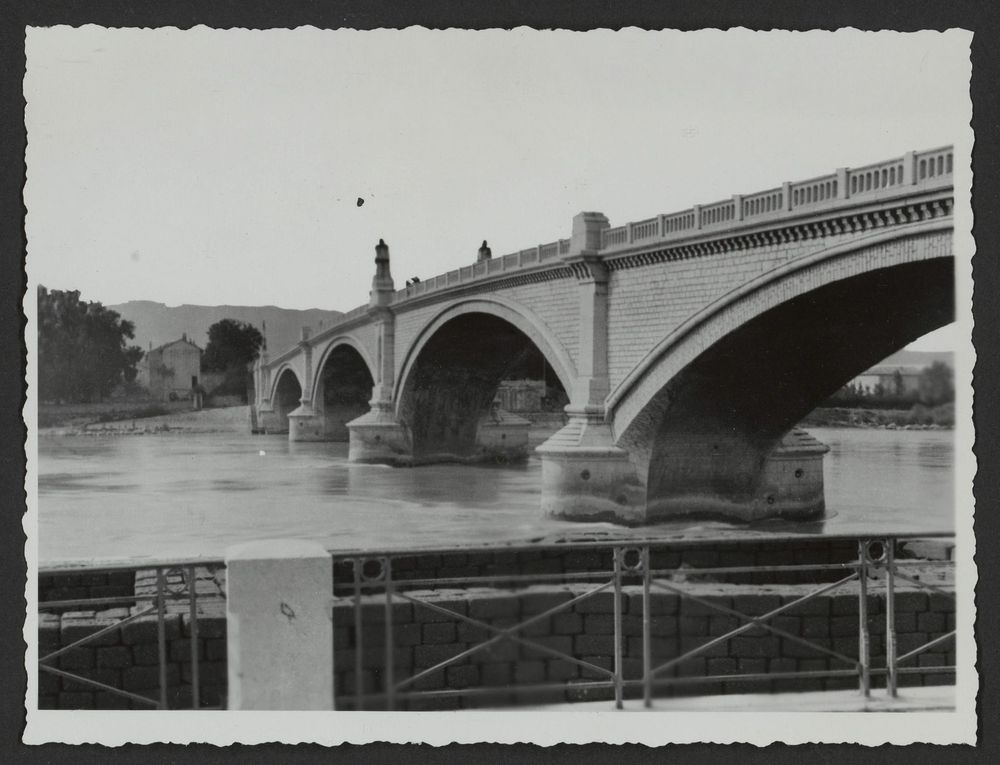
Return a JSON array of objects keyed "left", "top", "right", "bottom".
[
  {"left": 537, "top": 413, "right": 646, "bottom": 523},
  {"left": 255, "top": 408, "right": 284, "bottom": 434},
  {"left": 288, "top": 406, "right": 326, "bottom": 442},
  {"left": 473, "top": 409, "right": 532, "bottom": 464},
  {"left": 347, "top": 408, "right": 412, "bottom": 465}
]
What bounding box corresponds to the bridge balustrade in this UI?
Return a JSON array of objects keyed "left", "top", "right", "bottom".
[
  {"left": 742, "top": 187, "right": 784, "bottom": 219},
  {"left": 259, "top": 145, "right": 954, "bottom": 377}
]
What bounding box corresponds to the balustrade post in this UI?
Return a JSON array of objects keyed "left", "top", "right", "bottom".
[
  {"left": 692, "top": 204, "right": 702, "bottom": 229},
  {"left": 901, "top": 151, "right": 917, "bottom": 185},
  {"left": 836, "top": 168, "right": 849, "bottom": 199},
  {"left": 782, "top": 182, "right": 793, "bottom": 211},
  {"left": 733, "top": 194, "right": 743, "bottom": 221}
]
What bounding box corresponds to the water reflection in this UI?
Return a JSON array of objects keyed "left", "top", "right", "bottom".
[{"left": 36, "top": 427, "right": 955, "bottom": 565}]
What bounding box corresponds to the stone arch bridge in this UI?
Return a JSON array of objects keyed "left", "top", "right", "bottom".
[{"left": 252, "top": 146, "right": 955, "bottom": 524}]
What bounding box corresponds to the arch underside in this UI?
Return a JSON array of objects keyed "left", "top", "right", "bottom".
[
  {"left": 270, "top": 368, "right": 303, "bottom": 433},
  {"left": 617, "top": 255, "right": 954, "bottom": 520},
  {"left": 397, "top": 312, "right": 568, "bottom": 462},
  {"left": 314, "top": 344, "right": 375, "bottom": 441}
]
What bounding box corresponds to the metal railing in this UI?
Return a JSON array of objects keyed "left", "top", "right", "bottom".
[
  {"left": 37, "top": 560, "right": 226, "bottom": 710},
  {"left": 333, "top": 534, "right": 956, "bottom": 710},
  {"left": 36, "top": 533, "right": 956, "bottom": 711}
]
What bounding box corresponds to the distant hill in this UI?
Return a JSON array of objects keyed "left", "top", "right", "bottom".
[
  {"left": 876, "top": 349, "right": 954, "bottom": 369},
  {"left": 109, "top": 301, "right": 344, "bottom": 357}
]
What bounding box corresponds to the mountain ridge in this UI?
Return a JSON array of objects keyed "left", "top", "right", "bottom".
[{"left": 109, "top": 301, "right": 345, "bottom": 358}]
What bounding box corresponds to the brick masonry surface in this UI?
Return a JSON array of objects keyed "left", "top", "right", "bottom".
[{"left": 37, "top": 541, "right": 955, "bottom": 711}]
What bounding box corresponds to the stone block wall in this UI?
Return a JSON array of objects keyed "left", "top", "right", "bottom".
[
  {"left": 37, "top": 602, "right": 227, "bottom": 710},
  {"left": 38, "top": 571, "right": 136, "bottom": 612}
]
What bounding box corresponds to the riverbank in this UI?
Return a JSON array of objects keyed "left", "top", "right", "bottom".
[
  {"left": 38, "top": 405, "right": 252, "bottom": 437},
  {"left": 800, "top": 405, "right": 953, "bottom": 430}
]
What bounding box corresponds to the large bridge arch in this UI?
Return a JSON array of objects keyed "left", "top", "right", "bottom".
[
  {"left": 395, "top": 297, "right": 577, "bottom": 403},
  {"left": 608, "top": 220, "right": 954, "bottom": 519},
  {"left": 310, "top": 335, "right": 377, "bottom": 400},
  {"left": 393, "top": 297, "right": 578, "bottom": 462}
]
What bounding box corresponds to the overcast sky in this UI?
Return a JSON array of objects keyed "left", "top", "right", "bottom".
[{"left": 24, "top": 27, "right": 970, "bottom": 350}]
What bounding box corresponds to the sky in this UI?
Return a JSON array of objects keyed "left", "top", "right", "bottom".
[{"left": 24, "top": 27, "right": 971, "bottom": 350}]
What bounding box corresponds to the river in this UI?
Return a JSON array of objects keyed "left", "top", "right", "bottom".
[{"left": 34, "top": 427, "right": 955, "bottom": 566}]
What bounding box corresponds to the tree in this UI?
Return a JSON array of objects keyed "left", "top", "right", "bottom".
[
  {"left": 36, "top": 286, "right": 144, "bottom": 402},
  {"left": 918, "top": 361, "right": 954, "bottom": 405},
  {"left": 203, "top": 319, "right": 264, "bottom": 398}
]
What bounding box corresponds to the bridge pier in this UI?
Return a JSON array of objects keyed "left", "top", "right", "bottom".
[
  {"left": 255, "top": 405, "right": 283, "bottom": 434},
  {"left": 347, "top": 402, "right": 412, "bottom": 465},
  {"left": 348, "top": 238, "right": 414, "bottom": 465},
  {"left": 539, "top": 212, "right": 647, "bottom": 521},
  {"left": 537, "top": 408, "right": 646, "bottom": 522},
  {"left": 287, "top": 404, "right": 327, "bottom": 442},
  {"left": 473, "top": 407, "right": 531, "bottom": 464},
  {"left": 642, "top": 429, "right": 830, "bottom": 522}
]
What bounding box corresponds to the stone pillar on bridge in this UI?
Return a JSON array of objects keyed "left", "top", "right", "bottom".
[
  {"left": 537, "top": 212, "right": 646, "bottom": 522},
  {"left": 253, "top": 346, "right": 282, "bottom": 434},
  {"left": 288, "top": 326, "right": 327, "bottom": 441},
  {"left": 348, "top": 239, "right": 412, "bottom": 465}
]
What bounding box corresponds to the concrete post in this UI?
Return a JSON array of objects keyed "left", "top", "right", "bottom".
[{"left": 225, "top": 539, "right": 333, "bottom": 710}]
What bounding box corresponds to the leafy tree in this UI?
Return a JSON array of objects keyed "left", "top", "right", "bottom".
[
  {"left": 203, "top": 319, "right": 264, "bottom": 398},
  {"left": 918, "top": 361, "right": 954, "bottom": 405},
  {"left": 36, "top": 286, "right": 144, "bottom": 402}
]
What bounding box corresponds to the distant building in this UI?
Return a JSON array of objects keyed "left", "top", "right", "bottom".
[
  {"left": 496, "top": 379, "right": 545, "bottom": 412},
  {"left": 136, "top": 334, "right": 203, "bottom": 401},
  {"left": 850, "top": 364, "right": 923, "bottom": 396}
]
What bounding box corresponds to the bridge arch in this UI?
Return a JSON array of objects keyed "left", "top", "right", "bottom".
[
  {"left": 268, "top": 365, "right": 303, "bottom": 434},
  {"left": 309, "top": 335, "right": 377, "bottom": 406},
  {"left": 309, "top": 336, "right": 377, "bottom": 441},
  {"left": 394, "top": 297, "right": 577, "bottom": 462},
  {"left": 609, "top": 220, "right": 954, "bottom": 518},
  {"left": 395, "top": 297, "right": 577, "bottom": 406}
]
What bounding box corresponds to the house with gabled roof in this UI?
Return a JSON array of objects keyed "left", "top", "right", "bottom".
[{"left": 136, "top": 333, "right": 203, "bottom": 401}]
